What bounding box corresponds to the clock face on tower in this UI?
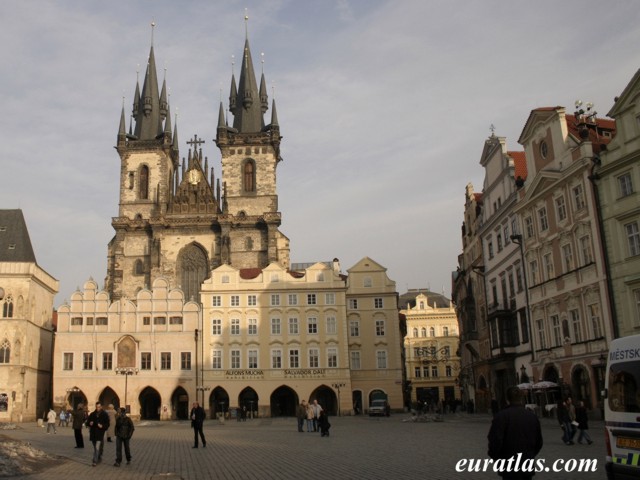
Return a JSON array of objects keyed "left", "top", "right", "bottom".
[{"left": 187, "top": 169, "right": 201, "bottom": 185}]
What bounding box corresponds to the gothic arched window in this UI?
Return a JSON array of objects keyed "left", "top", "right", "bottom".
[
  {"left": 178, "top": 244, "right": 208, "bottom": 302},
  {"left": 134, "top": 259, "right": 144, "bottom": 276},
  {"left": 139, "top": 165, "right": 149, "bottom": 200},
  {"left": 2, "top": 296, "right": 13, "bottom": 318},
  {"left": 0, "top": 339, "right": 10, "bottom": 363},
  {"left": 243, "top": 160, "right": 255, "bottom": 193}
]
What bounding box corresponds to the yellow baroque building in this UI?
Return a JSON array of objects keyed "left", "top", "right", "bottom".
[{"left": 401, "top": 291, "right": 461, "bottom": 411}]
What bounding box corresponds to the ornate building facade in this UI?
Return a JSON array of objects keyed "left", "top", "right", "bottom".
[
  {"left": 52, "top": 28, "right": 403, "bottom": 419},
  {"left": 400, "top": 290, "right": 461, "bottom": 409},
  {"left": 0, "top": 210, "right": 58, "bottom": 422}
]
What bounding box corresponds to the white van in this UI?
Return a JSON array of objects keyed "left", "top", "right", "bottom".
[{"left": 603, "top": 334, "right": 640, "bottom": 479}]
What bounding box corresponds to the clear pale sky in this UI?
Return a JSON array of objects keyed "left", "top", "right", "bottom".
[{"left": 1, "top": 0, "right": 639, "bottom": 305}]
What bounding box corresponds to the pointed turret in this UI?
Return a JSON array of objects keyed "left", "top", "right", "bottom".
[
  {"left": 259, "top": 72, "right": 268, "bottom": 114},
  {"left": 164, "top": 104, "right": 172, "bottom": 137},
  {"left": 160, "top": 75, "right": 168, "bottom": 119},
  {"left": 217, "top": 101, "right": 226, "bottom": 128},
  {"left": 230, "top": 39, "right": 265, "bottom": 133},
  {"left": 132, "top": 80, "right": 140, "bottom": 118},
  {"left": 172, "top": 116, "right": 179, "bottom": 151},
  {"left": 133, "top": 46, "right": 163, "bottom": 140},
  {"left": 270, "top": 99, "right": 279, "bottom": 128},
  {"left": 118, "top": 104, "right": 127, "bottom": 144},
  {"left": 229, "top": 73, "right": 237, "bottom": 115}
]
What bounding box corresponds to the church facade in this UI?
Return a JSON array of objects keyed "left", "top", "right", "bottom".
[{"left": 53, "top": 29, "right": 402, "bottom": 419}]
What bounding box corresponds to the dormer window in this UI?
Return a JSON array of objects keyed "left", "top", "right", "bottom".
[{"left": 540, "top": 140, "right": 548, "bottom": 159}]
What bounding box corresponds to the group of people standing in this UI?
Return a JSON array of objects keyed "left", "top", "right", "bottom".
[
  {"left": 66, "top": 402, "right": 135, "bottom": 467},
  {"left": 297, "top": 399, "right": 330, "bottom": 437}
]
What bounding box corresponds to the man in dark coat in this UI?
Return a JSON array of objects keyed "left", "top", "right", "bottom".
[
  {"left": 72, "top": 403, "right": 86, "bottom": 448},
  {"left": 488, "top": 387, "right": 543, "bottom": 480},
  {"left": 114, "top": 407, "right": 135, "bottom": 466},
  {"left": 190, "top": 402, "right": 206, "bottom": 448},
  {"left": 87, "top": 402, "right": 110, "bottom": 466}
]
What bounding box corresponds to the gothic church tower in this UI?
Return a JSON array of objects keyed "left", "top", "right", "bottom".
[{"left": 105, "top": 27, "right": 289, "bottom": 303}]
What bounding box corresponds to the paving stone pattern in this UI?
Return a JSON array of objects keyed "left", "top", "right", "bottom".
[{"left": 4, "top": 414, "right": 606, "bottom": 479}]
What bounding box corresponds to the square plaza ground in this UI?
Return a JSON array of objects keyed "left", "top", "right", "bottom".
[{"left": 2, "top": 413, "right": 606, "bottom": 479}]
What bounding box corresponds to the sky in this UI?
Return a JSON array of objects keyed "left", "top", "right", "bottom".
[{"left": 1, "top": 0, "right": 640, "bottom": 306}]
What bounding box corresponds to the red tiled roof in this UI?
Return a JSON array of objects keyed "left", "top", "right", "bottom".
[
  {"left": 508, "top": 151, "right": 528, "bottom": 181},
  {"left": 473, "top": 193, "right": 483, "bottom": 203},
  {"left": 239, "top": 268, "right": 262, "bottom": 279},
  {"left": 565, "top": 114, "right": 616, "bottom": 152}
]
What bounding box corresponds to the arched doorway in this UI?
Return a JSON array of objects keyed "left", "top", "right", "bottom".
[
  {"left": 352, "top": 391, "right": 363, "bottom": 415},
  {"left": 270, "top": 386, "right": 297, "bottom": 417},
  {"left": 212, "top": 386, "right": 230, "bottom": 419},
  {"left": 171, "top": 387, "right": 189, "bottom": 420},
  {"left": 99, "top": 387, "right": 120, "bottom": 411},
  {"left": 310, "top": 385, "right": 336, "bottom": 415},
  {"left": 239, "top": 387, "right": 259, "bottom": 418},
  {"left": 572, "top": 365, "right": 591, "bottom": 408},
  {"left": 139, "top": 387, "right": 161, "bottom": 420},
  {"left": 66, "top": 387, "right": 88, "bottom": 411}
]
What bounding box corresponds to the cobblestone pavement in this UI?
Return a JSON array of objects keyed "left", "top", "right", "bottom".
[{"left": 3, "top": 413, "right": 606, "bottom": 479}]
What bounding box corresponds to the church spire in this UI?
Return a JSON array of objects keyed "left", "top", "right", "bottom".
[
  {"left": 132, "top": 23, "right": 164, "bottom": 141},
  {"left": 229, "top": 23, "right": 265, "bottom": 133}
]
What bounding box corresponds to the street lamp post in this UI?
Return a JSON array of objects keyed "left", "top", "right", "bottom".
[
  {"left": 510, "top": 234, "right": 535, "bottom": 363},
  {"left": 196, "top": 386, "right": 210, "bottom": 410},
  {"left": 331, "top": 382, "right": 346, "bottom": 416},
  {"left": 115, "top": 367, "right": 139, "bottom": 413}
]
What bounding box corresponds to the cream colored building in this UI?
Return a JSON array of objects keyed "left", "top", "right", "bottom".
[
  {"left": 598, "top": 69, "right": 640, "bottom": 338},
  {"left": 401, "top": 292, "right": 461, "bottom": 410},
  {"left": 54, "top": 278, "right": 200, "bottom": 420},
  {"left": 52, "top": 30, "right": 403, "bottom": 419},
  {"left": 0, "top": 209, "right": 58, "bottom": 422},
  {"left": 199, "top": 257, "right": 402, "bottom": 418}
]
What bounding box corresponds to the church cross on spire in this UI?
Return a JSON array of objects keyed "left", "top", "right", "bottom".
[{"left": 186, "top": 134, "right": 205, "bottom": 148}]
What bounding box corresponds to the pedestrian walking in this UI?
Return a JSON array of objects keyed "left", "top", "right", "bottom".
[
  {"left": 296, "top": 400, "right": 307, "bottom": 432},
  {"left": 318, "top": 410, "right": 331, "bottom": 437},
  {"left": 114, "top": 407, "right": 135, "bottom": 467},
  {"left": 557, "top": 398, "right": 576, "bottom": 445},
  {"left": 575, "top": 400, "right": 593, "bottom": 445},
  {"left": 72, "top": 404, "right": 86, "bottom": 448},
  {"left": 105, "top": 403, "right": 117, "bottom": 442},
  {"left": 46, "top": 408, "right": 57, "bottom": 434},
  {"left": 190, "top": 402, "right": 206, "bottom": 448},
  {"left": 58, "top": 409, "right": 66, "bottom": 427},
  {"left": 488, "top": 386, "right": 543, "bottom": 480},
  {"left": 310, "top": 399, "right": 323, "bottom": 432},
  {"left": 87, "top": 402, "right": 110, "bottom": 466}
]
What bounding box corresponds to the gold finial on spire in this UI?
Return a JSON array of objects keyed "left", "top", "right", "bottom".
[
  {"left": 490, "top": 124, "right": 496, "bottom": 136},
  {"left": 244, "top": 8, "right": 249, "bottom": 39},
  {"left": 151, "top": 20, "right": 156, "bottom": 46},
  {"left": 231, "top": 54, "right": 235, "bottom": 76},
  {"left": 261, "top": 52, "right": 265, "bottom": 73},
  {"left": 271, "top": 83, "right": 276, "bottom": 99}
]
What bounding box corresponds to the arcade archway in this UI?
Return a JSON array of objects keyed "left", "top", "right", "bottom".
[
  {"left": 239, "top": 387, "right": 259, "bottom": 418},
  {"left": 99, "top": 386, "right": 120, "bottom": 410},
  {"left": 310, "top": 385, "right": 337, "bottom": 415},
  {"left": 270, "top": 385, "right": 297, "bottom": 417},
  {"left": 66, "top": 387, "right": 87, "bottom": 411},
  {"left": 139, "top": 387, "right": 161, "bottom": 420},
  {"left": 171, "top": 386, "right": 189, "bottom": 420},
  {"left": 212, "top": 387, "right": 229, "bottom": 419}
]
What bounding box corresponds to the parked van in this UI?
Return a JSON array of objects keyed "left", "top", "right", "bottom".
[{"left": 603, "top": 334, "right": 640, "bottom": 479}]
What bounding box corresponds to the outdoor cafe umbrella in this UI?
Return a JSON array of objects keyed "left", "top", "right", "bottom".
[
  {"left": 533, "top": 381, "right": 559, "bottom": 408},
  {"left": 517, "top": 383, "right": 534, "bottom": 403}
]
